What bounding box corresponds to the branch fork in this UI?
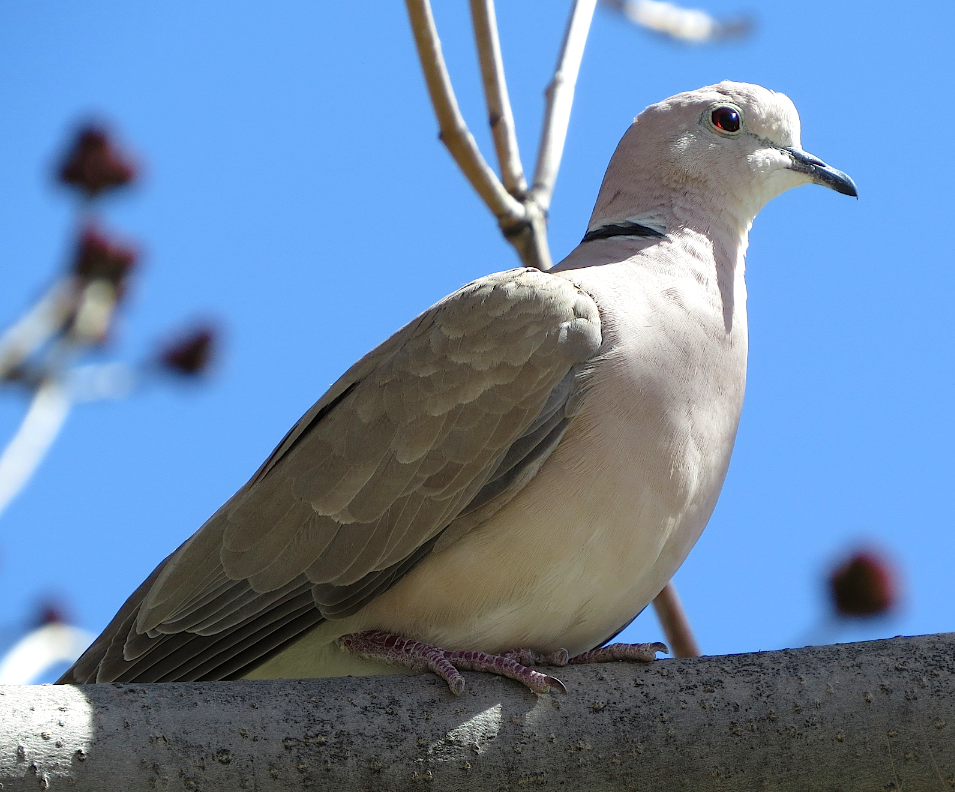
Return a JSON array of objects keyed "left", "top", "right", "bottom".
[{"left": 405, "top": 0, "right": 597, "bottom": 271}]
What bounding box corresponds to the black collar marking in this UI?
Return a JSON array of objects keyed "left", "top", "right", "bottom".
[{"left": 581, "top": 221, "right": 666, "bottom": 244}]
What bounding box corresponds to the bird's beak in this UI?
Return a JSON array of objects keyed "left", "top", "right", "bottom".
[{"left": 784, "top": 147, "right": 858, "bottom": 197}]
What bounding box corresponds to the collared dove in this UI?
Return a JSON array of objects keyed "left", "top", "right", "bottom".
[{"left": 60, "top": 81, "right": 856, "bottom": 694}]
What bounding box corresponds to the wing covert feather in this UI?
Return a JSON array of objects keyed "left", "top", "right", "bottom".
[{"left": 215, "top": 267, "right": 601, "bottom": 592}]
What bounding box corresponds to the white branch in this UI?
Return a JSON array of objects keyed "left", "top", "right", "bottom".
[
  {"left": 530, "top": 0, "right": 597, "bottom": 215},
  {"left": 404, "top": 0, "right": 525, "bottom": 225},
  {"left": 0, "top": 623, "right": 94, "bottom": 685},
  {"left": 602, "top": 0, "right": 752, "bottom": 44},
  {"left": 0, "top": 280, "right": 76, "bottom": 381},
  {"left": 0, "top": 378, "right": 71, "bottom": 517},
  {"left": 6, "top": 634, "right": 954, "bottom": 790},
  {"left": 67, "top": 363, "right": 136, "bottom": 403},
  {"left": 404, "top": 0, "right": 598, "bottom": 273},
  {"left": 503, "top": 199, "right": 552, "bottom": 271},
  {"left": 469, "top": 0, "right": 527, "bottom": 197},
  {"left": 405, "top": 0, "right": 562, "bottom": 271},
  {"left": 0, "top": 279, "right": 121, "bottom": 519}
]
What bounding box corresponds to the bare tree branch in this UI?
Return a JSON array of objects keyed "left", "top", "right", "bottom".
[
  {"left": 529, "top": 0, "right": 597, "bottom": 215},
  {"left": 469, "top": 0, "right": 527, "bottom": 197},
  {"left": 652, "top": 581, "right": 701, "bottom": 658},
  {"left": 0, "top": 623, "right": 94, "bottom": 685},
  {"left": 0, "top": 281, "right": 76, "bottom": 381},
  {"left": 0, "top": 377, "right": 71, "bottom": 516},
  {"left": 10, "top": 634, "right": 955, "bottom": 790},
  {"left": 601, "top": 0, "right": 753, "bottom": 44},
  {"left": 502, "top": 199, "right": 552, "bottom": 271},
  {"left": 0, "top": 278, "right": 121, "bottom": 519},
  {"left": 404, "top": 0, "right": 525, "bottom": 226},
  {"left": 405, "top": 0, "right": 601, "bottom": 272}
]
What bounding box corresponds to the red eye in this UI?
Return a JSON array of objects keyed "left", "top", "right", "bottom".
[{"left": 711, "top": 106, "right": 741, "bottom": 133}]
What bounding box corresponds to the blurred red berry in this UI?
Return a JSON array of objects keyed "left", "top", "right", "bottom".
[
  {"left": 159, "top": 324, "right": 219, "bottom": 376},
  {"left": 58, "top": 125, "right": 136, "bottom": 197},
  {"left": 829, "top": 549, "right": 898, "bottom": 618},
  {"left": 72, "top": 225, "right": 138, "bottom": 293},
  {"left": 35, "top": 599, "right": 69, "bottom": 627}
]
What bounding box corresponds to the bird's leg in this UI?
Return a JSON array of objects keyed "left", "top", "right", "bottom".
[
  {"left": 338, "top": 631, "right": 567, "bottom": 695},
  {"left": 567, "top": 642, "right": 668, "bottom": 664}
]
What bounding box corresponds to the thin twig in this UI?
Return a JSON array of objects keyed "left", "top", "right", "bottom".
[
  {"left": 601, "top": 0, "right": 753, "bottom": 44},
  {"left": 406, "top": 0, "right": 601, "bottom": 271},
  {"left": 652, "top": 582, "right": 701, "bottom": 657},
  {"left": 530, "top": 0, "right": 597, "bottom": 214},
  {"left": 0, "top": 280, "right": 119, "bottom": 520},
  {"left": 0, "top": 280, "right": 76, "bottom": 381},
  {"left": 0, "top": 377, "right": 72, "bottom": 517},
  {"left": 469, "top": 0, "right": 527, "bottom": 197},
  {"left": 404, "top": 0, "right": 525, "bottom": 225}
]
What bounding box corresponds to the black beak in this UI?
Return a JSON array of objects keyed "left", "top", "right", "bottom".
[{"left": 784, "top": 147, "right": 858, "bottom": 197}]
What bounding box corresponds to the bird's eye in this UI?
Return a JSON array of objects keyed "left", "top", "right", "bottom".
[{"left": 710, "top": 106, "right": 741, "bottom": 133}]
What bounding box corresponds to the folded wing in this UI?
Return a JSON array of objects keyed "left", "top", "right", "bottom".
[{"left": 62, "top": 268, "right": 602, "bottom": 683}]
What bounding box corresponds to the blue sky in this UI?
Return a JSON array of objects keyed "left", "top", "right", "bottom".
[{"left": 0, "top": 1, "right": 952, "bottom": 677}]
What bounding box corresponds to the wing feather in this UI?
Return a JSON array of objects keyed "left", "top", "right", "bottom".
[{"left": 61, "top": 268, "right": 602, "bottom": 683}]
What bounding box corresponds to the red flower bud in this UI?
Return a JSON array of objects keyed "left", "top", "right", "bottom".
[
  {"left": 159, "top": 324, "right": 219, "bottom": 376},
  {"left": 829, "top": 549, "right": 898, "bottom": 618},
  {"left": 35, "top": 599, "right": 69, "bottom": 627},
  {"left": 72, "top": 225, "right": 138, "bottom": 293},
  {"left": 58, "top": 125, "right": 136, "bottom": 197}
]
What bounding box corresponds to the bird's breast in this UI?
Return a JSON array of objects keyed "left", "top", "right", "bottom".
[{"left": 352, "top": 258, "right": 748, "bottom": 656}]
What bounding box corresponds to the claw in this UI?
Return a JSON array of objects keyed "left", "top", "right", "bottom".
[{"left": 545, "top": 675, "right": 568, "bottom": 694}]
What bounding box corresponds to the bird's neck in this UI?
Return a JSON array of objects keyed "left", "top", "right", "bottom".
[
  {"left": 585, "top": 188, "right": 754, "bottom": 287},
  {"left": 589, "top": 185, "right": 754, "bottom": 263},
  {"left": 575, "top": 189, "right": 754, "bottom": 335}
]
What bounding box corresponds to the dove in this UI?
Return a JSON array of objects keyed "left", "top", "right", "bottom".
[{"left": 60, "top": 81, "right": 856, "bottom": 694}]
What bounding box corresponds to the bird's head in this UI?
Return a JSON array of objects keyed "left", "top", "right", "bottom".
[{"left": 587, "top": 81, "right": 857, "bottom": 239}]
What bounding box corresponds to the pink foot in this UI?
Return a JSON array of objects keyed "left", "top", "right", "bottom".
[
  {"left": 500, "top": 647, "right": 571, "bottom": 667},
  {"left": 338, "top": 631, "right": 568, "bottom": 695},
  {"left": 567, "top": 641, "right": 668, "bottom": 664}
]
